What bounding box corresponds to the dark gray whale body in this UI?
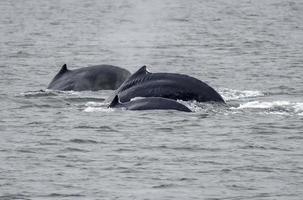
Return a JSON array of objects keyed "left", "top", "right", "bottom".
[
  {"left": 47, "top": 64, "right": 131, "bottom": 91},
  {"left": 107, "top": 66, "right": 225, "bottom": 103},
  {"left": 109, "top": 95, "right": 191, "bottom": 112}
]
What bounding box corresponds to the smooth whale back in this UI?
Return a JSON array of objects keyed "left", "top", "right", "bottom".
[
  {"left": 47, "top": 64, "right": 131, "bottom": 91},
  {"left": 109, "top": 95, "right": 191, "bottom": 112},
  {"left": 107, "top": 66, "right": 225, "bottom": 103}
]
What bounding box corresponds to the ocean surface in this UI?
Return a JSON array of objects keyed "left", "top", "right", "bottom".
[{"left": 1, "top": 0, "right": 303, "bottom": 199}]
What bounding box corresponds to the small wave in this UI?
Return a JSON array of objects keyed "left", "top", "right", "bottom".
[
  {"left": 231, "top": 100, "right": 303, "bottom": 115},
  {"left": 16, "top": 89, "right": 92, "bottom": 97},
  {"left": 152, "top": 183, "right": 175, "bottom": 189},
  {"left": 45, "top": 89, "right": 81, "bottom": 95},
  {"left": 219, "top": 88, "right": 264, "bottom": 101},
  {"left": 97, "top": 126, "right": 118, "bottom": 132},
  {"left": 69, "top": 139, "right": 98, "bottom": 144},
  {"left": 16, "top": 149, "right": 36, "bottom": 153},
  {"left": 18, "top": 90, "right": 108, "bottom": 105},
  {"left": 0, "top": 194, "right": 31, "bottom": 199},
  {"left": 75, "top": 125, "right": 96, "bottom": 129},
  {"left": 64, "top": 97, "right": 105, "bottom": 103},
  {"left": 144, "top": 145, "right": 221, "bottom": 152},
  {"left": 62, "top": 147, "right": 89, "bottom": 152},
  {"left": 46, "top": 193, "right": 84, "bottom": 197},
  {"left": 18, "top": 90, "right": 57, "bottom": 97}
]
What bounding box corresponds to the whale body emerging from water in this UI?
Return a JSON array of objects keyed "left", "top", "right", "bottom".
[
  {"left": 109, "top": 95, "right": 191, "bottom": 112},
  {"left": 107, "top": 66, "right": 225, "bottom": 103},
  {"left": 47, "top": 64, "right": 131, "bottom": 91}
]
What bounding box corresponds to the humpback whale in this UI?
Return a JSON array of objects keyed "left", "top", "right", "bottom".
[
  {"left": 47, "top": 64, "right": 131, "bottom": 91},
  {"left": 109, "top": 95, "right": 191, "bottom": 112},
  {"left": 107, "top": 66, "right": 225, "bottom": 103}
]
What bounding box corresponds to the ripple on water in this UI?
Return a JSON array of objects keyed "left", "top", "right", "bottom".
[
  {"left": 74, "top": 125, "right": 118, "bottom": 132},
  {"left": 15, "top": 147, "right": 47, "bottom": 154},
  {"left": 240, "top": 144, "right": 292, "bottom": 152},
  {"left": 74, "top": 125, "right": 96, "bottom": 129},
  {"left": 152, "top": 183, "right": 176, "bottom": 189},
  {"left": 45, "top": 193, "right": 85, "bottom": 198},
  {"left": 143, "top": 145, "right": 222, "bottom": 152},
  {"left": 18, "top": 90, "right": 58, "bottom": 98},
  {"left": 96, "top": 126, "right": 118, "bottom": 132},
  {"left": 61, "top": 147, "right": 90, "bottom": 153},
  {"left": 0, "top": 194, "right": 31, "bottom": 200},
  {"left": 64, "top": 97, "right": 105, "bottom": 103},
  {"left": 69, "top": 139, "right": 98, "bottom": 144}
]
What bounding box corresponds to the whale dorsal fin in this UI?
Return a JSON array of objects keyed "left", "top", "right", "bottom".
[
  {"left": 109, "top": 95, "right": 120, "bottom": 108},
  {"left": 105, "top": 66, "right": 150, "bottom": 103},
  {"left": 50, "top": 64, "right": 69, "bottom": 82},
  {"left": 132, "top": 65, "right": 150, "bottom": 77},
  {"left": 58, "top": 64, "right": 68, "bottom": 75},
  {"left": 47, "top": 64, "right": 70, "bottom": 89}
]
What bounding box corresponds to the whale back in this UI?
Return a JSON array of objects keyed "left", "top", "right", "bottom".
[
  {"left": 47, "top": 64, "right": 131, "bottom": 91},
  {"left": 106, "top": 65, "right": 225, "bottom": 103},
  {"left": 109, "top": 96, "right": 192, "bottom": 112},
  {"left": 126, "top": 97, "right": 192, "bottom": 112}
]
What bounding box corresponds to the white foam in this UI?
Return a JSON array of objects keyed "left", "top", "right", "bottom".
[
  {"left": 235, "top": 101, "right": 290, "bottom": 109},
  {"left": 265, "top": 111, "right": 289, "bottom": 115},
  {"left": 293, "top": 103, "right": 303, "bottom": 113},
  {"left": 56, "top": 90, "right": 81, "bottom": 95},
  {"left": 232, "top": 100, "right": 303, "bottom": 116},
  {"left": 219, "top": 88, "right": 264, "bottom": 101},
  {"left": 294, "top": 103, "right": 303, "bottom": 116},
  {"left": 177, "top": 100, "right": 200, "bottom": 112},
  {"left": 84, "top": 107, "right": 113, "bottom": 112},
  {"left": 85, "top": 101, "right": 107, "bottom": 107}
]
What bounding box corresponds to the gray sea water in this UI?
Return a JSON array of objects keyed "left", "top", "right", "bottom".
[{"left": 1, "top": 0, "right": 303, "bottom": 199}]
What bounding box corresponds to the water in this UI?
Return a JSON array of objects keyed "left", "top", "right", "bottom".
[{"left": 1, "top": 0, "right": 303, "bottom": 199}]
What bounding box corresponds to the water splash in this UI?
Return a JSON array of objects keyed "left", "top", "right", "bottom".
[
  {"left": 84, "top": 106, "right": 113, "bottom": 112},
  {"left": 83, "top": 100, "right": 112, "bottom": 112},
  {"left": 236, "top": 101, "right": 290, "bottom": 109},
  {"left": 293, "top": 103, "right": 303, "bottom": 116},
  {"left": 85, "top": 101, "right": 107, "bottom": 107},
  {"left": 219, "top": 88, "right": 264, "bottom": 101},
  {"left": 231, "top": 100, "right": 303, "bottom": 116}
]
